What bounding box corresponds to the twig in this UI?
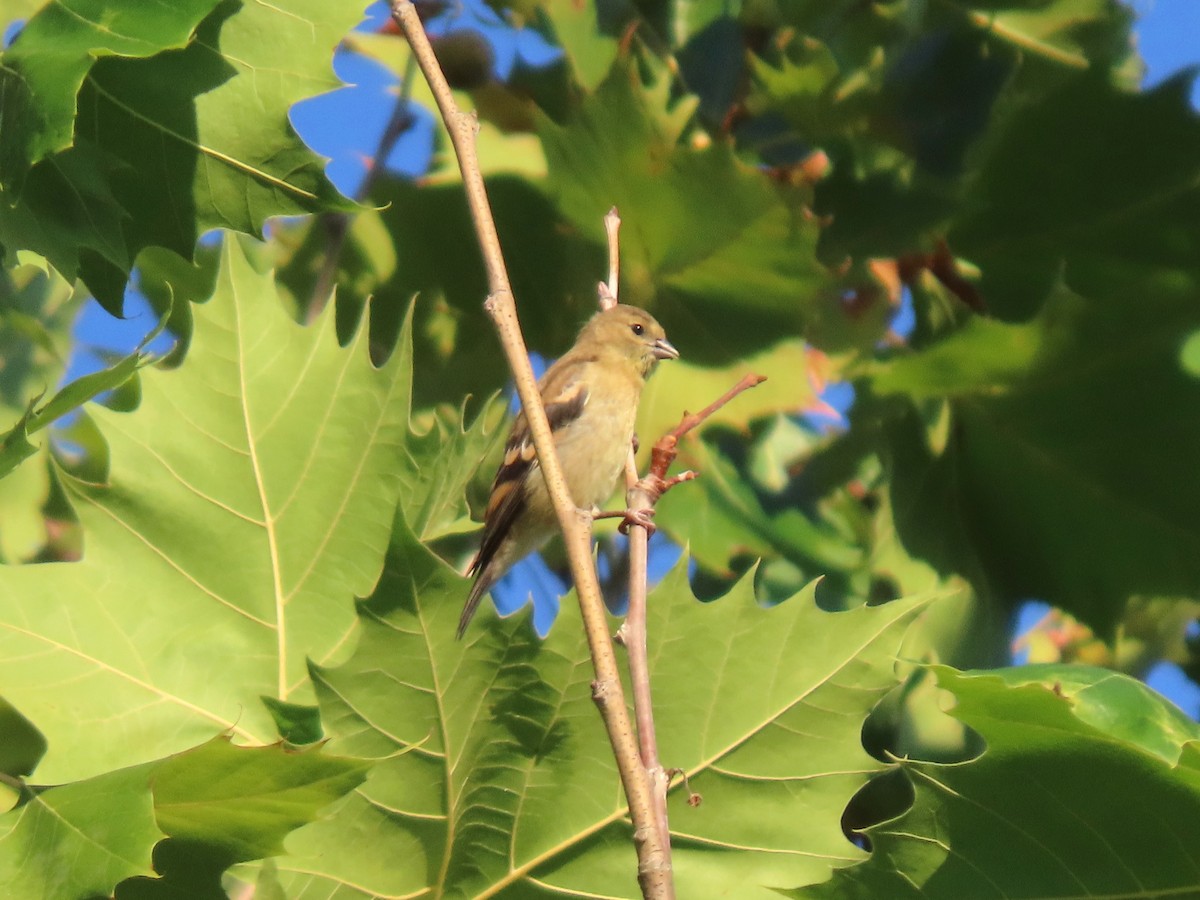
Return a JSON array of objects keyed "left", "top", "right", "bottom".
[
  {"left": 598, "top": 208, "right": 673, "bottom": 873},
  {"left": 391, "top": 5, "right": 672, "bottom": 898},
  {"left": 617, "top": 365, "right": 765, "bottom": 862},
  {"left": 306, "top": 50, "right": 420, "bottom": 324},
  {"left": 598, "top": 207, "right": 621, "bottom": 311},
  {"left": 645, "top": 374, "right": 767, "bottom": 486},
  {"left": 597, "top": 210, "right": 765, "bottom": 875}
]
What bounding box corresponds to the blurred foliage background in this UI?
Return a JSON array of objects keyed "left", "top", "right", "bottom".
[{"left": 2, "top": 0, "right": 1200, "bottom": 897}]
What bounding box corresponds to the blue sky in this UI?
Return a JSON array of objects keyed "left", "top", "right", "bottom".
[{"left": 1131, "top": 0, "right": 1200, "bottom": 95}]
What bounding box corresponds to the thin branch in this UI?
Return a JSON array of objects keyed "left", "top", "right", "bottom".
[
  {"left": 391, "top": 5, "right": 671, "bottom": 898},
  {"left": 595, "top": 214, "right": 766, "bottom": 870},
  {"left": 597, "top": 206, "right": 673, "bottom": 873},
  {"left": 306, "top": 50, "right": 420, "bottom": 324},
  {"left": 648, "top": 374, "right": 766, "bottom": 481},
  {"left": 598, "top": 207, "right": 621, "bottom": 310},
  {"left": 618, "top": 368, "right": 765, "bottom": 847},
  {"left": 619, "top": 482, "right": 673, "bottom": 864},
  {"left": 625, "top": 372, "right": 767, "bottom": 532}
]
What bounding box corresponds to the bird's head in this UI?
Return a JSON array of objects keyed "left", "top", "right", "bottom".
[{"left": 580, "top": 305, "right": 679, "bottom": 378}]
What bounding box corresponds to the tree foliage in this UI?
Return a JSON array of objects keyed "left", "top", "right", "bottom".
[{"left": 1, "top": 0, "right": 1198, "bottom": 896}]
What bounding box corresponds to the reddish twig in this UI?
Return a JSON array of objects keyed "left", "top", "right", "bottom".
[
  {"left": 640, "top": 373, "right": 767, "bottom": 496},
  {"left": 615, "top": 373, "right": 763, "bottom": 851}
]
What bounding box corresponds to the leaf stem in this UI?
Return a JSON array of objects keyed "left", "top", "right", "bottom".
[{"left": 391, "top": 4, "right": 672, "bottom": 897}]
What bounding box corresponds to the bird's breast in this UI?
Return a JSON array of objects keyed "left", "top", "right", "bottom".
[{"left": 555, "top": 386, "right": 639, "bottom": 510}]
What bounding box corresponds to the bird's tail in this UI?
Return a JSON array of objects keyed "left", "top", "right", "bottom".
[{"left": 457, "top": 561, "right": 494, "bottom": 639}]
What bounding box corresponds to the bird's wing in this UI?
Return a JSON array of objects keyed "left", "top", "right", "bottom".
[{"left": 470, "top": 370, "right": 590, "bottom": 576}]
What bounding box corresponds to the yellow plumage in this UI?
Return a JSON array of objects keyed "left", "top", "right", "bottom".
[{"left": 458, "top": 305, "right": 678, "bottom": 637}]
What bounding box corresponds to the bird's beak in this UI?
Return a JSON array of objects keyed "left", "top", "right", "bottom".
[{"left": 652, "top": 338, "right": 679, "bottom": 360}]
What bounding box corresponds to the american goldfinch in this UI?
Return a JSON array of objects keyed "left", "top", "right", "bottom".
[{"left": 458, "top": 305, "right": 679, "bottom": 638}]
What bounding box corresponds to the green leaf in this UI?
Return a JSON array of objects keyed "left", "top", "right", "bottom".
[
  {"left": 0, "top": 0, "right": 361, "bottom": 310},
  {"left": 658, "top": 437, "right": 864, "bottom": 582},
  {"left": 400, "top": 399, "right": 507, "bottom": 543},
  {"left": 636, "top": 339, "right": 831, "bottom": 451},
  {"left": 0, "top": 312, "right": 164, "bottom": 481},
  {"left": 540, "top": 57, "right": 832, "bottom": 359},
  {"left": 0, "top": 0, "right": 223, "bottom": 191},
  {"left": 151, "top": 737, "right": 371, "bottom": 862},
  {"left": 0, "top": 256, "right": 83, "bottom": 560},
  {"left": 350, "top": 174, "right": 603, "bottom": 407},
  {"left": 872, "top": 284, "right": 1200, "bottom": 634},
  {"left": 120, "top": 739, "right": 366, "bottom": 899},
  {"left": 970, "top": 664, "right": 1200, "bottom": 762},
  {"left": 0, "top": 735, "right": 366, "bottom": 900},
  {"left": 800, "top": 666, "right": 1200, "bottom": 898},
  {"left": 266, "top": 519, "right": 932, "bottom": 897},
  {"left": 0, "top": 396, "right": 37, "bottom": 482},
  {"left": 944, "top": 0, "right": 1135, "bottom": 75},
  {"left": 748, "top": 37, "right": 878, "bottom": 142},
  {"left": 0, "top": 764, "right": 162, "bottom": 898},
  {"left": 0, "top": 236, "right": 413, "bottom": 782},
  {"left": 952, "top": 72, "right": 1200, "bottom": 318},
  {"left": 805, "top": 28, "right": 1012, "bottom": 261},
  {"left": 531, "top": 0, "right": 619, "bottom": 91},
  {"left": 260, "top": 698, "right": 324, "bottom": 747},
  {"left": 0, "top": 697, "right": 46, "bottom": 778}
]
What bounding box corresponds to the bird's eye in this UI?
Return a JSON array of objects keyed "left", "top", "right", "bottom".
[{"left": 631, "top": 323, "right": 645, "bottom": 336}]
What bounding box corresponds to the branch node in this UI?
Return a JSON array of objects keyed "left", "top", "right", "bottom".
[
  {"left": 592, "top": 677, "right": 619, "bottom": 703},
  {"left": 483, "top": 289, "right": 512, "bottom": 314}
]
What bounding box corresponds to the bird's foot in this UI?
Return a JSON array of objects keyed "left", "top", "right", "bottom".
[{"left": 592, "top": 506, "right": 656, "bottom": 536}]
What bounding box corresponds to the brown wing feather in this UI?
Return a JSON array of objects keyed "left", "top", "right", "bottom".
[
  {"left": 471, "top": 378, "right": 589, "bottom": 574},
  {"left": 458, "top": 375, "right": 590, "bottom": 638}
]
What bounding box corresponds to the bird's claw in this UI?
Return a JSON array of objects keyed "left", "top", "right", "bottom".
[
  {"left": 618, "top": 507, "right": 656, "bottom": 536},
  {"left": 591, "top": 505, "right": 657, "bottom": 536}
]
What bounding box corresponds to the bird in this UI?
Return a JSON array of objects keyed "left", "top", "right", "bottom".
[{"left": 458, "top": 304, "right": 679, "bottom": 638}]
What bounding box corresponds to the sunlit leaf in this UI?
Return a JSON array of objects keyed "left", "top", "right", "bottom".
[
  {"left": 0, "top": 734, "right": 367, "bottom": 900},
  {"left": 0, "top": 0, "right": 222, "bottom": 191},
  {"left": 265, "top": 520, "right": 933, "bottom": 898},
  {"left": 800, "top": 666, "right": 1200, "bottom": 898},
  {"left": 0, "top": 237, "right": 412, "bottom": 781},
  {"left": 944, "top": 0, "right": 1135, "bottom": 75},
  {"left": 0, "top": 765, "right": 161, "bottom": 898},
  {"left": 0, "top": 0, "right": 362, "bottom": 310},
  {"left": 0, "top": 256, "right": 83, "bottom": 560},
  {"left": 151, "top": 737, "right": 371, "bottom": 862}
]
